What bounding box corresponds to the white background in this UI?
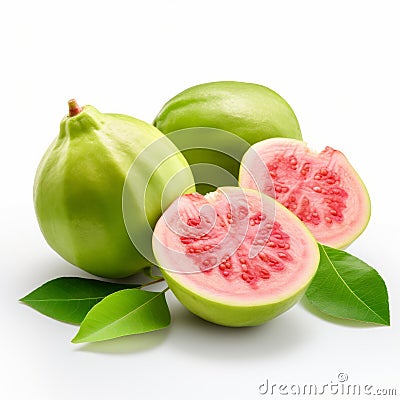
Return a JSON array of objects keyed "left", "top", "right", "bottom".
[{"left": 1, "top": 1, "right": 399, "bottom": 399}]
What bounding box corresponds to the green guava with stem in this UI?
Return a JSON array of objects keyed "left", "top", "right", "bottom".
[{"left": 34, "top": 100, "right": 195, "bottom": 278}]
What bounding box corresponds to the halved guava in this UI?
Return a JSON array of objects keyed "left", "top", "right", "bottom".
[
  {"left": 239, "top": 138, "right": 371, "bottom": 249},
  {"left": 152, "top": 187, "right": 319, "bottom": 327}
]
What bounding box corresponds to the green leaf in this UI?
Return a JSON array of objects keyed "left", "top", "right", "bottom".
[
  {"left": 306, "top": 244, "right": 390, "bottom": 325},
  {"left": 20, "top": 277, "right": 140, "bottom": 324},
  {"left": 71, "top": 288, "right": 170, "bottom": 343}
]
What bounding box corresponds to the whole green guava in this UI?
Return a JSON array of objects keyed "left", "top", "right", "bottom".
[
  {"left": 34, "top": 100, "right": 195, "bottom": 278},
  {"left": 154, "top": 81, "right": 302, "bottom": 193}
]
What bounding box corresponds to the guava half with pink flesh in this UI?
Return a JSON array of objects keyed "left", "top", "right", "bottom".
[
  {"left": 152, "top": 187, "right": 319, "bottom": 327},
  {"left": 239, "top": 138, "right": 371, "bottom": 249}
]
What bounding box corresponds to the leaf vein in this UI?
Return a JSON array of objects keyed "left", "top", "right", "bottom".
[{"left": 321, "top": 246, "right": 387, "bottom": 324}]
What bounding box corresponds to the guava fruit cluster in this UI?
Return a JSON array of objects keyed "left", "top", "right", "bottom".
[{"left": 34, "top": 82, "right": 370, "bottom": 326}]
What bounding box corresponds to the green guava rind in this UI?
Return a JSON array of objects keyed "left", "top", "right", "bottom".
[
  {"left": 153, "top": 187, "right": 320, "bottom": 327},
  {"left": 153, "top": 81, "right": 302, "bottom": 193},
  {"left": 34, "top": 105, "right": 195, "bottom": 278},
  {"left": 154, "top": 81, "right": 302, "bottom": 144},
  {"left": 162, "top": 271, "right": 311, "bottom": 327}
]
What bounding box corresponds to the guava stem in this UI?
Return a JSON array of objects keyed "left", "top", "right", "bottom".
[
  {"left": 68, "top": 99, "right": 82, "bottom": 117},
  {"left": 140, "top": 277, "right": 165, "bottom": 288}
]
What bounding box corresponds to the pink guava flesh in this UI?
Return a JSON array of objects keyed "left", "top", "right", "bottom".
[
  {"left": 153, "top": 187, "right": 319, "bottom": 311},
  {"left": 239, "top": 138, "right": 371, "bottom": 249}
]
